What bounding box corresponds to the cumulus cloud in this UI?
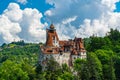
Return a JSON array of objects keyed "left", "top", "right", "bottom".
[
  {"left": 45, "top": 0, "right": 104, "bottom": 25},
  {"left": 4, "top": 3, "right": 22, "bottom": 22},
  {"left": 45, "top": 0, "right": 120, "bottom": 39},
  {"left": 19, "top": 8, "right": 47, "bottom": 42},
  {"left": 55, "top": 16, "right": 77, "bottom": 40},
  {"left": 0, "top": 15, "right": 21, "bottom": 43},
  {"left": 45, "top": 10, "right": 53, "bottom": 16},
  {"left": 17, "top": 0, "right": 27, "bottom": 4},
  {"left": 0, "top": 3, "right": 46, "bottom": 44},
  {"left": 0, "top": 0, "right": 120, "bottom": 44},
  {"left": 55, "top": 23, "right": 75, "bottom": 40},
  {"left": 62, "top": 16, "right": 77, "bottom": 24}
]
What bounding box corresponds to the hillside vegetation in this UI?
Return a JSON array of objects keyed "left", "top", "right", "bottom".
[{"left": 0, "top": 29, "right": 120, "bottom": 80}]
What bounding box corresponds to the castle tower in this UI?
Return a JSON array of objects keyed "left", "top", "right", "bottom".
[
  {"left": 39, "top": 24, "right": 86, "bottom": 68},
  {"left": 74, "top": 37, "right": 85, "bottom": 51},
  {"left": 46, "top": 24, "right": 59, "bottom": 47}
]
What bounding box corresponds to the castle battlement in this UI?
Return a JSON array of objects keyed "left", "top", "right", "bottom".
[{"left": 39, "top": 24, "right": 86, "bottom": 67}]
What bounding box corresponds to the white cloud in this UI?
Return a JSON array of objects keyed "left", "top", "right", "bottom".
[
  {"left": 45, "top": 0, "right": 104, "bottom": 24},
  {"left": 44, "top": 10, "right": 53, "bottom": 16},
  {"left": 1, "top": 0, "right": 120, "bottom": 44},
  {"left": 0, "top": 15, "right": 21, "bottom": 42},
  {"left": 101, "top": 0, "right": 119, "bottom": 11},
  {"left": 62, "top": 16, "right": 77, "bottom": 24},
  {"left": 45, "top": 0, "right": 120, "bottom": 39},
  {"left": 54, "top": 17, "right": 77, "bottom": 40},
  {"left": 4, "top": 3, "right": 22, "bottom": 22},
  {"left": 0, "top": 3, "right": 47, "bottom": 44},
  {"left": 76, "top": 19, "right": 109, "bottom": 38},
  {"left": 17, "top": 0, "right": 27, "bottom": 4},
  {"left": 19, "top": 8, "right": 46, "bottom": 42}
]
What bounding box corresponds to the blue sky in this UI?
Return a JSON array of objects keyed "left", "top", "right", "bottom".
[
  {"left": 0, "top": 0, "right": 52, "bottom": 14},
  {"left": 0, "top": 0, "right": 120, "bottom": 44},
  {"left": 115, "top": 1, "right": 120, "bottom": 12},
  {"left": 0, "top": 0, "right": 53, "bottom": 24},
  {"left": 0, "top": 0, "right": 120, "bottom": 14}
]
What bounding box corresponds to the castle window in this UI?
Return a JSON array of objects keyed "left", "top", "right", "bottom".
[
  {"left": 60, "top": 52, "right": 63, "bottom": 55},
  {"left": 83, "top": 52, "right": 86, "bottom": 54},
  {"left": 53, "top": 36, "right": 55, "bottom": 43},
  {"left": 74, "top": 57, "right": 76, "bottom": 59},
  {"left": 47, "top": 50, "right": 53, "bottom": 52},
  {"left": 83, "top": 53, "right": 84, "bottom": 54}
]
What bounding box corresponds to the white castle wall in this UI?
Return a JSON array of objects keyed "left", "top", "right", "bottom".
[
  {"left": 71, "top": 52, "right": 86, "bottom": 63},
  {"left": 80, "top": 52, "right": 86, "bottom": 59},
  {"left": 39, "top": 51, "right": 86, "bottom": 68},
  {"left": 39, "top": 52, "right": 71, "bottom": 66}
]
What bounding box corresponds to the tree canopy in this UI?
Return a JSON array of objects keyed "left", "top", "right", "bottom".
[{"left": 0, "top": 28, "right": 120, "bottom": 80}]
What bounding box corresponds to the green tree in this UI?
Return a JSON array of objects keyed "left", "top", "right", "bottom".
[
  {"left": 87, "top": 52, "right": 103, "bottom": 80},
  {"left": 114, "top": 56, "right": 120, "bottom": 80},
  {"left": 45, "top": 58, "right": 62, "bottom": 80},
  {"left": 62, "top": 63, "right": 71, "bottom": 73},
  {"left": 88, "top": 36, "right": 112, "bottom": 51},
  {"left": 74, "top": 58, "right": 90, "bottom": 80},
  {"left": 0, "top": 60, "right": 29, "bottom": 80},
  {"left": 108, "top": 29, "right": 120, "bottom": 43},
  {"left": 20, "top": 60, "right": 36, "bottom": 80},
  {"left": 95, "top": 50, "right": 116, "bottom": 80},
  {"left": 59, "top": 72, "right": 74, "bottom": 80}
]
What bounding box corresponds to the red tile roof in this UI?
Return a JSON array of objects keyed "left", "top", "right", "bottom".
[{"left": 41, "top": 24, "right": 86, "bottom": 55}]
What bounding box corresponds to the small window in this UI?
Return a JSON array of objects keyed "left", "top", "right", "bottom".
[
  {"left": 47, "top": 50, "right": 53, "bottom": 52},
  {"left": 60, "top": 52, "right": 63, "bottom": 55},
  {"left": 74, "top": 57, "right": 76, "bottom": 59}
]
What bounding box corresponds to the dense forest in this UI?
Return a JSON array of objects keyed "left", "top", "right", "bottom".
[{"left": 0, "top": 29, "right": 120, "bottom": 80}]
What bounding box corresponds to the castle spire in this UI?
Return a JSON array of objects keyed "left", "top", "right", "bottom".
[
  {"left": 50, "top": 24, "right": 55, "bottom": 29},
  {"left": 46, "top": 24, "right": 59, "bottom": 47}
]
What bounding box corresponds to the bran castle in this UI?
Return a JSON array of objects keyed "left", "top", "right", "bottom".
[{"left": 39, "top": 24, "right": 86, "bottom": 67}]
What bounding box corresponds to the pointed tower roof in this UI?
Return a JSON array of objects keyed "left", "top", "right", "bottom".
[{"left": 50, "top": 24, "right": 55, "bottom": 29}]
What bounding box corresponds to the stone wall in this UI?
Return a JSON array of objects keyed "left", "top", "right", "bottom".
[{"left": 39, "top": 51, "right": 86, "bottom": 68}]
